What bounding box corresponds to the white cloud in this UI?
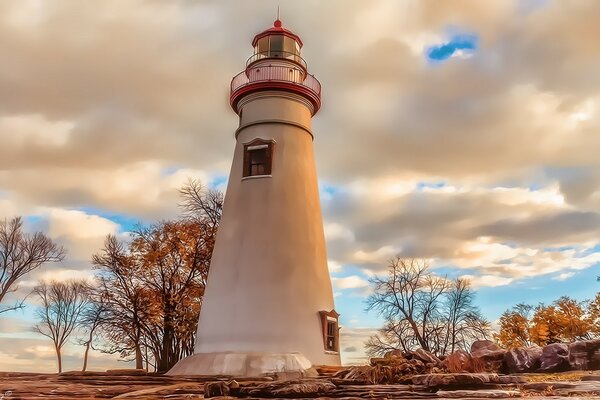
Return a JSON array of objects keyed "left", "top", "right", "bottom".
[
  {"left": 1, "top": 0, "right": 600, "bottom": 372},
  {"left": 332, "top": 275, "right": 370, "bottom": 290},
  {"left": 461, "top": 274, "right": 514, "bottom": 288},
  {"left": 553, "top": 271, "right": 576, "bottom": 281}
]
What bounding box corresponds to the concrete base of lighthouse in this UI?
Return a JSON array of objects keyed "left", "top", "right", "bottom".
[{"left": 166, "top": 352, "right": 318, "bottom": 378}]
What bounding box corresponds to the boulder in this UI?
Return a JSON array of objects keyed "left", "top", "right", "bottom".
[
  {"left": 408, "top": 348, "right": 442, "bottom": 366},
  {"left": 538, "top": 343, "right": 570, "bottom": 372},
  {"left": 471, "top": 345, "right": 507, "bottom": 373},
  {"left": 504, "top": 346, "right": 542, "bottom": 373},
  {"left": 443, "top": 350, "right": 475, "bottom": 373},
  {"left": 568, "top": 339, "right": 600, "bottom": 370},
  {"left": 471, "top": 340, "right": 501, "bottom": 353},
  {"left": 204, "top": 381, "right": 239, "bottom": 398},
  {"left": 383, "top": 349, "right": 404, "bottom": 359}
]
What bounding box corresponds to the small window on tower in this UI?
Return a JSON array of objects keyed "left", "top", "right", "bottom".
[
  {"left": 243, "top": 139, "right": 273, "bottom": 178},
  {"left": 319, "top": 310, "right": 340, "bottom": 353},
  {"left": 326, "top": 320, "right": 337, "bottom": 351}
]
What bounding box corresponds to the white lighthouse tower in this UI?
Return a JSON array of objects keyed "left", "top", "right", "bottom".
[{"left": 168, "top": 19, "right": 341, "bottom": 377}]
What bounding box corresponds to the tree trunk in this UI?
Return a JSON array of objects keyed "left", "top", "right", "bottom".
[
  {"left": 135, "top": 344, "right": 143, "bottom": 370},
  {"left": 81, "top": 327, "right": 94, "bottom": 372},
  {"left": 55, "top": 345, "right": 62, "bottom": 373},
  {"left": 408, "top": 319, "right": 428, "bottom": 351},
  {"left": 159, "top": 312, "right": 174, "bottom": 372}
]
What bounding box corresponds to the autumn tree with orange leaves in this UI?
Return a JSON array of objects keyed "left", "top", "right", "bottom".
[
  {"left": 88, "top": 180, "right": 222, "bottom": 372},
  {"left": 496, "top": 295, "right": 599, "bottom": 348}
]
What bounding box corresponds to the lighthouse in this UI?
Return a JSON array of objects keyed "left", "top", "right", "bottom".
[{"left": 168, "top": 19, "right": 341, "bottom": 376}]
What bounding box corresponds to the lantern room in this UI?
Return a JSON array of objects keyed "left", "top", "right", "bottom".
[
  {"left": 230, "top": 19, "right": 322, "bottom": 116},
  {"left": 248, "top": 19, "right": 306, "bottom": 70}
]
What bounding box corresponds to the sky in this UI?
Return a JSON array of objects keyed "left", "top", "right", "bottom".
[{"left": 1, "top": 0, "right": 600, "bottom": 371}]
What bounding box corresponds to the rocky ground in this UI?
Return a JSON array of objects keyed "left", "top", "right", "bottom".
[
  {"left": 3, "top": 339, "right": 600, "bottom": 399},
  {"left": 1, "top": 369, "right": 600, "bottom": 399}
]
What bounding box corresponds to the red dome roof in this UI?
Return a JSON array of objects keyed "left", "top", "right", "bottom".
[{"left": 251, "top": 19, "right": 303, "bottom": 47}]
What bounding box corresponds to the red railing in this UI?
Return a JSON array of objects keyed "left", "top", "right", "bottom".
[{"left": 230, "top": 65, "right": 321, "bottom": 100}]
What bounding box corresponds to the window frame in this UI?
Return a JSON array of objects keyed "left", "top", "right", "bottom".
[
  {"left": 242, "top": 139, "right": 274, "bottom": 178},
  {"left": 319, "top": 310, "right": 340, "bottom": 353}
]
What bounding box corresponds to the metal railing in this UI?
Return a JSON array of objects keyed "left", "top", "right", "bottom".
[
  {"left": 246, "top": 51, "right": 307, "bottom": 70},
  {"left": 230, "top": 65, "right": 321, "bottom": 99}
]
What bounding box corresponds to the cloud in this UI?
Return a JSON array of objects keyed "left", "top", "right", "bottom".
[
  {"left": 332, "top": 276, "right": 370, "bottom": 290},
  {"left": 461, "top": 274, "right": 514, "bottom": 288},
  {"left": 339, "top": 327, "right": 378, "bottom": 365},
  {"left": 552, "top": 272, "right": 576, "bottom": 281},
  {"left": 1, "top": 0, "right": 600, "bottom": 371}
]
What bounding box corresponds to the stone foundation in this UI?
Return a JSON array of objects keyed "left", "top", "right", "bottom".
[{"left": 166, "top": 352, "right": 316, "bottom": 378}]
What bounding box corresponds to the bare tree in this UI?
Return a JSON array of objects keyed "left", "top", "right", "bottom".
[
  {"left": 442, "top": 278, "right": 490, "bottom": 354},
  {"left": 366, "top": 258, "right": 489, "bottom": 357},
  {"left": 78, "top": 297, "right": 106, "bottom": 372},
  {"left": 92, "top": 235, "right": 149, "bottom": 370},
  {"left": 0, "top": 217, "right": 65, "bottom": 314},
  {"left": 33, "top": 280, "right": 90, "bottom": 373},
  {"left": 366, "top": 258, "right": 438, "bottom": 352},
  {"left": 178, "top": 179, "right": 223, "bottom": 229}
]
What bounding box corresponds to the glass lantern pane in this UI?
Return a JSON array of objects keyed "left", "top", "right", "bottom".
[
  {"left": 269, "top": 35, "right": 284, "bottom": 57},
  {"left": 284, "top": 37, "right": 297, "bottom": 57},
  {"left": 257, "top": 37, "right": 269, "bottom": 56}
]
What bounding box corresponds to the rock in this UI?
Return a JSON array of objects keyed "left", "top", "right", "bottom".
[
  {"left": 444, "top": 350, "right": 480, "bottom": 373},
  {"left": 523, "top": 381, "right": 578, "bottom": 391},
  {"left": 437, "top": 389, "right": 520, "bottom": 398},
  {"left": 412, "top": 373, "right": 495, "bottom": 388},
  {"left": 412, "top": 373, "right": 524, "bottom": 388},
  {"left": 470, "top": 341, "right": 506, "bottom": 373},
  {"left": 105, "top": 368, "right": 148, "bottom": 375},
  {"left": 539, "top": 343, "right": 570, "bottom": 372},
  {"left": 247, "top": 379, "right": 335, "bottom": 397},
  {"left": 581, "top": 374, "right": 600, "bottom": 381},
  {"left": 568, "top": 339, "right": 600, "bottom": 370},
  {"left": 471, "top": 340, "right": 501, "bottom": 353},
  {"left": 384, "top": 349, "right": 404, "bottom": 358},
  {"left": 504, "top": 346, "right": 542, "bottom": 373},
  {"left": 409, "top": 348, "right": 442, "bottom": 366},
  {"left": 552, "top": 380, "right": 600, "bottom": 397},
  {"left": 495, "top": 375, "right": 526, "bottom": 384},
  {"left": 204, "top": 381, "right": 239, "bottom": 398},
  {"left": 472, "top": 349, "right": 506, "bottom": 373},
  {"left": 114, "top": 383, "right": 204, "bottom": 398}
]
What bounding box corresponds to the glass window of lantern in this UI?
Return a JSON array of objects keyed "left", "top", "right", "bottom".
[
  {"left": 257, "top": 37, "right": 269, "bottom": 57},
  {"left": 283, "top": 37, "right": 297, "bottom": 59},
  {"left": 269, "top": 35, "right": 284, "bottom": 57}
]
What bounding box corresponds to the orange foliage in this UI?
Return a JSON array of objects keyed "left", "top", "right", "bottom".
[{"left": 496, "top": 296, "right": 597, "bottom": 348}]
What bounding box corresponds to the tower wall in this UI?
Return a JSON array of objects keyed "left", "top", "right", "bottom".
[{"left": 193, "top": 91, "right": 340, "bottom": 366}]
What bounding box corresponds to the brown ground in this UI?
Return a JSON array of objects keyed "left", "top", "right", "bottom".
[{"left": 1, "top": 369, "right": 599, "bottom": 399}]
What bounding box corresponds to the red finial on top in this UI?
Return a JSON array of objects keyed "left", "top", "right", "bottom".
[{"left": 274, "top": 19, "right": 282, "bottom": 28}]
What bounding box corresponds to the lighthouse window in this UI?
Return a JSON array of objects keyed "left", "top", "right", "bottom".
[
  {"left": 243, "top": 141, "right": 273, "bottom": 178},
  {"left": 326, "top": 320, "right": 338, "bottom": 351},
  {"left": 319, "top": 310, "right": 340, "bottom": 353}
]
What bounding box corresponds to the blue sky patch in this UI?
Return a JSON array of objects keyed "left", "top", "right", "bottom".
[
  {"left": 77, "top": 206, "right": 142, "bottom": 233},
  {"left": 426, "top": 32, "right": 478, "bottom": 62}
]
